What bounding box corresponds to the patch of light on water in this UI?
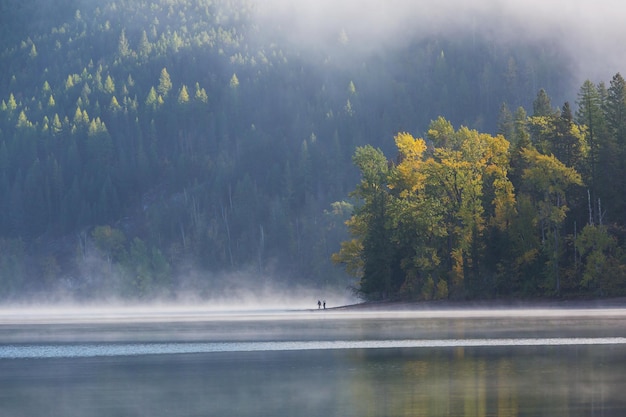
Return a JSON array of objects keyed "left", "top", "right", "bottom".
[{"left": 2, "top": 337, "right": 626, "bottom": 359}]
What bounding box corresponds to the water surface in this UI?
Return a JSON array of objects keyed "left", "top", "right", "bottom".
[{"left": 1, "top": 306, "right": 625, "bottom": 416}]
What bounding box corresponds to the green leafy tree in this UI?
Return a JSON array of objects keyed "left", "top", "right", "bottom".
[
  {"left": 422, "top": 124, "right": 514, "bottom": 296},
  {"left": 337, "top": 145, "right": 393, "bottom": 299},
  {"left": 337, "top": 124, "right": 515, "bottom": 300},
  {"left": 521, "top": 147, "right": 583, "bottom": 294},
  {"left": 575, "top": 224, "right": 625, "bottom": 295},
  {"left": 92, "top": 225, "right": 127, "bottom": 266}
]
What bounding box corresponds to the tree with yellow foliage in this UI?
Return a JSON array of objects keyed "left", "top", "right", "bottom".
[{"left": 334, "top": 120, "right": 516, "bottom": 300}]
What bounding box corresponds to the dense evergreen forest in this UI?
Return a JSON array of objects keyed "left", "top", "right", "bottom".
[{"left": 1, "top": 0, "right": 620, "bottom": 302}]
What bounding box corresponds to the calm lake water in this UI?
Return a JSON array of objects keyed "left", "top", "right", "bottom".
[{"left": 1, "top": 305, "right": 625, "bottom": 416}]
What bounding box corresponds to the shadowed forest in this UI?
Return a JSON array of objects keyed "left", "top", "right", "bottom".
[{"left": 1, "top": 0, "right": 624, "bottom": 301}]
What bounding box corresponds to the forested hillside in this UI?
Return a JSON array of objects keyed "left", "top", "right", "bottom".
[{"left": 0, "top": 0, "right": 595, "bottom": 301}]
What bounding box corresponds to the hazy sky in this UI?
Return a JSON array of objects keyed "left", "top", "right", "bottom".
[{"left": 251, "top": 0, "right": 626, "bottom": 83}]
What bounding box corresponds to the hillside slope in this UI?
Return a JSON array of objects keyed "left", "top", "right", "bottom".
[{"left": 0, "top": 0, "right": 575, "bottom": 300}]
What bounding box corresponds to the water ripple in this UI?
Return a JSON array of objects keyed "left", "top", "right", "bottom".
[{"left": 1, "top": 337, "right": 625, "bottom": 359}]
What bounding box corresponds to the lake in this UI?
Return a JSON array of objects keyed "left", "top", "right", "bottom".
[{"left": 0, "top": 305, "right": 625, "bottom": 416}]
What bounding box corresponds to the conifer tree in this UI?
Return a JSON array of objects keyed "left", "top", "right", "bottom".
[
  {"left": 157, "top": 67, "right": 172, "bottom": 97},
  {"left": 145, "top": 87, "right": 158, "bottom": 110},
  {"left": 576, "top": 80, "right": 605, "bottom": 212},
  {"left": 194, "top": 82, "right": 208, "bottom": 103},
  {"left": 497, "top": 102, "right": 514, "bottom": 142},
  {"left": 118, "top": 29, "right": 130, "bottom": 57},
  {"left": 533, "top": 89, "right": 554, "bottom": 117},
  {"left": 138, "top": 30, "right": 152, "bottom": 59},
  {"left": 104, "top": 75, "right": 115, "bottom": 95},
  {"left": 50, "top": 114, "right": 62, "bottom": 137},
  {"left": 110, "top": 96, "right": 121, "bottom": 112},
  {"left": 604, "top": 73, "right": 626, "bottom": 221},
  {"left": 177, "top": 85, "right": 189, "bottom": 104},
  {"left": 7, "top": 93, "right": 17, "bottom": 111},
  {"left": 229, "top": 73, "right": 239, "bottom": 89},
  {"left": 606, "top": 73, "right": 626, "bottom": 145}
]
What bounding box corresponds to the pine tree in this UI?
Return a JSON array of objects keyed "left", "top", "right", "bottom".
[
  {"left": 606, "top": 73, "right": 626, "bottom": 145},
  {"left": 194, "top": 82, "right": 208, "bottom": 103},
  {"left": 138, "top": 30, "right": 152, "bottom": 59},
  {"left": 229, "top": 73, "right": 239, "bottom": 89},
  {"left": 16, "top": 110, "right": 31, "bottom": 128},
  {"left": 177, "top": 85, "right": 189, "bottom": 104},
  {"left": 110, "top": 96, "right": 121, "bottom": 112},
  {"left": 497, "top": 102, "right": 514, "bottom": 142},
  {"left": 604, "top": 73, "right": 626, "bottom": 221},
  {"left": 118, "top": 29, "right": 130, "bottom": 57},
  {"left": 145, "top": 86, "right": 158, "bottom": 109},
  {"left": 157, "top": 67, "right": 172, "bottom": 97},
  {"left": 7, "top": 93, "right": 17, "bottom": 111},
  {"left": 576, "top": 80, "right": 605, "bottom": 211},
  {"left": 104, "top": 75, "right": 115, "bottom": 95},
  {"left": 533, "top": 89, "right": 554, "bottom": 117},
  {"left": 51, "top": 114, "right": 62, "bottom": 136}
]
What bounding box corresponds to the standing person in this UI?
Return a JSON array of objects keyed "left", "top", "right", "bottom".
[
  {"left": 323, "top": 300, "right": 326, "bottom": 309},
  {"left": 317, "top": 300, "right": 321, "bottom": 309}
]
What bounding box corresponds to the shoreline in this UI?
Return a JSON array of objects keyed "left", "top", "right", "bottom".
[{"left": 330, "top": 297, "right": 626, "bottom": 311}]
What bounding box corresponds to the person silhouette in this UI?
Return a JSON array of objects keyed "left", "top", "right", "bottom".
[
  {"left": 317, "top": 300, "right": 321, "bottom": 309},
  {"left": 323, "top": 300, "right": 326, "bottom": 309}
]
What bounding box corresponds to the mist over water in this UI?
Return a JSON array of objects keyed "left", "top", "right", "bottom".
[{"left": 2, "top": 305, "right": 625, "bottom": 416}]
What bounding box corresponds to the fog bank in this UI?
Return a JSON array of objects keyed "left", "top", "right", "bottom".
[{"left": 252, "top": 0, "right": 625, "bottom": 82}]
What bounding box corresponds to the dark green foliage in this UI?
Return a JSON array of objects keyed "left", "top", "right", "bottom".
[
  {"left": 339, "top": 102, "right": 626, "bottom": 300},
  {"left": 0, "top": 0, "right": 602, "bottom": 301}
]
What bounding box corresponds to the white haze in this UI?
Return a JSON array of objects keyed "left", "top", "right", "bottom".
[
  {"left": 1, "top": 304, "right": 625, "bottom": 325},
  {"left": 251, "top": 0, "right": 626, "bottom": 83}
]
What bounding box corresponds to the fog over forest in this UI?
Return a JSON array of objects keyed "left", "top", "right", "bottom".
[{"left": 251, "top": 0, "right": 626, "bottom": 83}]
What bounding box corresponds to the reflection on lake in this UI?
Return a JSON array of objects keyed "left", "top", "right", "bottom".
[{"left": 0, "top": 306, "right": 625, "bottom": 416}]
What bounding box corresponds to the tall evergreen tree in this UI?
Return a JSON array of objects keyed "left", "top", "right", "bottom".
[
  {"left": 533, "top": 89, "right": 555, "bottom": 117},
  {"left": 157, "top": 67, "right": 172, "bottom": 98},
  {"left": 605, "top": 73, "right": 626, "bottom": 221},
  {"left": 576, "top": 80, "right": 605, "bottom": 221}
]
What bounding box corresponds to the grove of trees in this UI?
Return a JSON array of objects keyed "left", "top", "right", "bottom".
[{"left": 334, "top": 77, "right": 626, "bottom": 300}]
